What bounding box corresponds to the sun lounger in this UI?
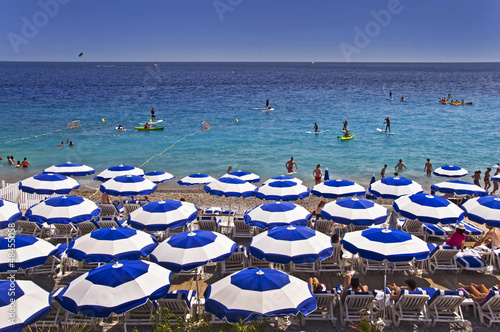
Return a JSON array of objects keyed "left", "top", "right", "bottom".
[
  {"left": 203, "top": 207, "right": 221, "bottom": 215},
  {"left": 315, "top": 219, "right": 335, "bottom": 236},
  {"left": 25, "top": 255, "right": 61, "bottom": 276},
  {"left": 123, "top": 300, "right": 157, "bottom": 331},
  {"left": 15, "top": 220, "right": 45, "bottom": 238},
  {"left": 301, "top": 289, "right": 337, "bottom": 327},
  {"left": 317, "top": 243, "right": 344, "bottom": 275},
  {"left": 220, "top": 245, "right": 247, "bottom": 275},
  {"left": 422, "top": 223, "right": 450, "bottom": 241},
  {"left": 426, "top": 288, "right": 466, "bottom": 326},
  {"left": 337, "top": 287, "right": 376, "bottom": 326},
  {"left": 76, "top": 221, "right": 98, "bottom": 236},
  {"left": 401, "top": 219, "right": 424, "bottom": 238},
  {"left": 456, "top": 221, "right": 484, "bottom": 240},
  {"left": 157, "top": 290, "right": 197, "bottom": 322},
  {"left": 475, "top": 290, "right": 500, "bottom": 326},
  {"left": 196, "top": 216, "right": 221, "bottom": 232},
  {"left": 426, "top": 244, "right": 460, "bottom": 274},
  {"left": 389, "top": 289, "right": 431, "bottom": 327},
  {"left": 232, "top": 219, "right": 253, "bottom": 238}
]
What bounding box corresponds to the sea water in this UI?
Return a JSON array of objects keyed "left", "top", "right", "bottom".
[{"left": 1, "top": 62, "right": 499, "bottom": 191}]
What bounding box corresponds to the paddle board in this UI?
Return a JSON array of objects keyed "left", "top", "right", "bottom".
[
  {"left": 115, "top": 127, "right": 127, "bottom": 131},
  {"left": 377, "top": 128, "right": 395, "bottom": 135},
  {"left": 306, "top": 130, "right": 330, "bottom": 134},
  {"left": 134, "top": 127, "right": 164, "bottom": 131},
  {"left": 143, "top": 120, "right": 163, "bottom": 125},
  {"left": 262, "top": 108, "right": 274, "bottom": 112},
  {"left": 387, "top": 98, "right": 393, "bottom": 101}
]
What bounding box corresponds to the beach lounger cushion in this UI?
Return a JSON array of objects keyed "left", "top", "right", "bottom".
[
  {"left": 423, "top": 223, "right": 448, "bottom": 237},
  {"left": 204, "top": 207, "right": 221, "bottom": 215},
  {"left": 163, "top": 290, "right": 196, "bottom": 308},
  {"left": 427, "top": 289, "right": 465, "bottom": 306},
  {"left": 456, "top": 256, "right": 486, "bottom": 270},
  {"left": 456, "top": 221, "right": 484, "bottom": 236}
]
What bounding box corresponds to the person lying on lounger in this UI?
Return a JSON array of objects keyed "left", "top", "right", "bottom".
[
  {"left": 340, "top": 274, "right": 369, "bottom": 301},
  {"left": 458, "top": 283, "right": 500, "bottom": 302},
  {"left": 387, "top": 279, "right": 417, "bottom": 301}
]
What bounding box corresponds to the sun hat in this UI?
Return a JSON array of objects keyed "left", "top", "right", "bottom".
[{"left": 456, "top": 223, "right": 466, "bottom": 230}]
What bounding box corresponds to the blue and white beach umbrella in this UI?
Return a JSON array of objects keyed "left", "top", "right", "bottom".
[
  {"left": 44, "top": 162, "right": 95, "bottom": 176},
  {"left": 321, "top": 197, "right": 388, "bottom": 226},
  {"left": 204, "top": 267, "right": 317, "bottom": 323},
  {"left": 55, "top": 260, "right": 171, "bottom": 318},
  {"left": 0, "top": 280, "right": 51, "bottom": 332},
  {"left": 94, "top": 165, "right": 145, "bottom": 182},
  {"left": 128, "top": 200, "right": 198, "bottom": 231},
  {"left": 312, "top": 179, "right": 365, "bottom": 199},
  {"left": 19, "top": 173, "right": 80, "bottom": 195},
  {"left": 0, "top": 199, "right": 22, "bottom": 229},
  {"left": 249, "top": 226, "right": 333, "bottom": 264},
  {"left": 341, "top": 228, "right": 436, "bottom": 263},
  {"left": 25, "top": 195, "right": 100, "bottom": 225},
  {"left": 368, "top": 176, "right": 423, "bottom": 199},
  {"left": 100, "top": 175, "right": 157, "bottom": 197},
  {"left": 205, "top": 177, "right": 257, "bottom": 198},
  {"left": 461, "top": 196, "right": 500, "bottom": 227},
  {"left": 263, "top": 175, "right": 302, "bottom": 185},
  {"left": 0, "top": 236, "right": 57, "bottom": 272},
  {"left": 433, "top": 165, "right": 468, "bottom": 178},
  {"left": 430, "top": 180, "right": 488, "bottom": 196},
  {"left": 150, "top": 230, "right": 236, "bottom": 273},
  {"left": 244, "top": 201, "right": 312, "bottom": 229},
  {"left": 493, "top": 175, "right": 500, "bottom": 182},
  {"left": 393, "top": 193, "right": 464, "bottom": 225},
  {"left": 255, "top": 180, "right": 310, "bottom": 201},
  {"left": 67, "top": 227, "right": 158, "bottom": 263},
  {"left": 221, "top": 171, "right": 261, "bottom": 183},
  {"left": 177, "top": 173, "right": 216, "bottom": 186},
  {"left": 324, "top": 167, "right": 330, "bottom": 181},
  {"left": 144, "top": 171, "right": 175, "bottom": 183}
]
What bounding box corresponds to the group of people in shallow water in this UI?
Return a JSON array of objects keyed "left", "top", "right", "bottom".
[
  {"left": 4, "top": 156, "right": 31, "bottom": 168},
  {"left": 473, "top": 167, "right": 500, "bottom": 194},
  {"left": 57, "top": 139, "right": 74, "bottom": 146}
]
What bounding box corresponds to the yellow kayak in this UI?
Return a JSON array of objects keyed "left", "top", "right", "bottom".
[
  {"left": 133, "top": 127, "right": 164, "bottom": 131},
  {"left": 341, "top": 134, "right": 354, "bottom": 141}
]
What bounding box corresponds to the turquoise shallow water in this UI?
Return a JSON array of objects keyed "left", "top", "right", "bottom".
[{"left": 1, "top": 62, "right": 499, "bottom": 191}]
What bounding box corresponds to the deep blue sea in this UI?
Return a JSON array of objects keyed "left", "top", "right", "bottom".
[{"left": 1, "top": 62, "right": 499, "bottom": 191}]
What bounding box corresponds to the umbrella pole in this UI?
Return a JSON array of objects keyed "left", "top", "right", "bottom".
[{"left": 383, "top": 261, "right": 387, "bottom": 321}]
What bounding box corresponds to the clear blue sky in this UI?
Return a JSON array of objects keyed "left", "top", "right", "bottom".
[{"left": 1, "top": 0, "right": 499, "bottom": 62}]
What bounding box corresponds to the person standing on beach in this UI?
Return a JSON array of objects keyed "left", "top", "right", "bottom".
[
  {"left": 151, "top": 108, "right": 156, "bottom": 121},
  {"left": 395, "top": 159, "right": 406, "bottom": 171},
  {"left": 285, "top": 157, "right": 298, "bottom": 173},
  {"left": 380, "top": 165, "right": 387, "bottom": 179},
  {"left": 484, "top": 168, "right": 492, "bottom": 191},
  {"left": 424, "top": 159, "right": 433, "bottom": 176},
  {"left": 491, "top": 167, "right": 500, "bottom": 195},
  {"left": 313, "top": 164, "right": 322, "bottom": 184},
  {"left": 314, "top": 122, "right": 319, "bottom": 132},
  {"left": 473, "top": 171, "right": 481, "bottom": 187},
  {"left": 384, "top": 117, "right": 391, "bottom": 132}
]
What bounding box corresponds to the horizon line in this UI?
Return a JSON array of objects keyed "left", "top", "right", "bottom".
[{"left": 1, "top": 60, "right": 500, "bottom": 64}]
